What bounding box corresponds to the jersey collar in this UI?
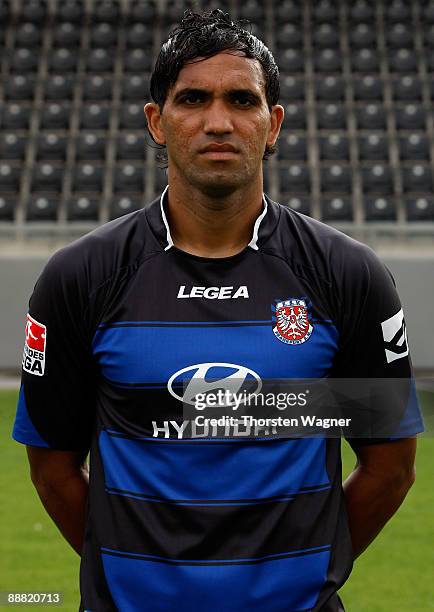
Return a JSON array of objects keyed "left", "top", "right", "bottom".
[{"left": 145, "top": 184, "right": 280, "bottom": 252}]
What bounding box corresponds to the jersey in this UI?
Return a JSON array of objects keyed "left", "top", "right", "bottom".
[{"left": 12, "top": 187, "right": 424, "bottom": 612}]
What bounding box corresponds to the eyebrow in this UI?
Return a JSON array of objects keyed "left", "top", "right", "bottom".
[{"left": 172, "top": 87, "right": 263, "bottom": 104}]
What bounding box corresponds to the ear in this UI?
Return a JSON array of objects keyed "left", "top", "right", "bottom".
[
  {"left": 267, "top": 104, "right": 285, "bottom": 149},
  {"left": 144, "top": 102, "right": 166, "bottom": 145}
]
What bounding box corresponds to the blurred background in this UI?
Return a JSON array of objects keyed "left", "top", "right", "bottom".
[{"left": 0, "top": 0, "right": 433, "bottom": 610}]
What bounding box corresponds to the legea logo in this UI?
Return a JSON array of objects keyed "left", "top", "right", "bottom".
[{"left": 167, "top": 362, "right": 262, "bottom": 407}]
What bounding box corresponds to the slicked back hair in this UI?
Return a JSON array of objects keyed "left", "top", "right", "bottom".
[{"left": 147, "top": 9, "right": 281, "bottom": 167}]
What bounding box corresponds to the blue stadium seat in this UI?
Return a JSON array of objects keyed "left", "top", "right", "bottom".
[
  {"left": 392, "top": 75, "right": 422, "bottom": 101},
  {"left": 395, "top": 104, "right": 426, "bottom": 130},
  {"left": 83, "top": 75, "right": 112, "bottom": 100},
  {"left": 73, "top": 163, "right": 104, "bottom": 192},
  {"left": 124, "top": 48, "right": 152, "bottom": 72},
  {"left": 321, "top": 196, "right": 353, "bottom": 221},
  {"left": 114, "top": 163, "right": 144, "bottom": 192},
  {"left": 280, "top": 76, "right": 305, "bottom": 100},
  {"left": 365, "top": 197, "right": 397, "bottom": 221},
  {"left": 317, "top": 104, "right": 347, "bottom": 129},
  {"left": 116, "top": 133, "right": 146, "bottom": 160},
  {"left": 67, "top": 195, "right": 100, "bottom": 220},
  {"left": 26, "top": 195, "right": 59, "bottom": 221},
  {"left": 315, "top": 76, "right": 345, "bottom": 101},
  {"left": 119, "top": 104, "right": 144, "bottom": 129},
  {"left": 405, "top": 196, "right": 434, "bottom": 221},
  {"left": 356, "top": 103, "right": 387, "bottom": 129},
  {"left": 278, "top": 49, "right": 304, "bottom": 72},
  {"left": 283, "top": 104, "right": 306, "bottom": 129},
  {"left": 121, "top": 74, "right": 150, "bottom": 100},
  {"left": 401, "top": 164, "right": 433, "bottom": 192},
  {"left": 110, "top": 195, "right": 143, "bottom": 219},
  {"left": 80, "top": 104, "right": 110, "bottom": 129}
]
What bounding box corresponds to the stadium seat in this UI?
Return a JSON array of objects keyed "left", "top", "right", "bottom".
[
  {"left": 278, "top": 49, "right": 304, "bottom": 72},
  {"left": 358, "top": 133, "right": 389, "bottom": 161},
  {"left": 114, "top": 163, "right": 144, "bottom": 192},
  {"left": 0, "top": 0, "right": 10, "bottom": 24},
  {"left": 315, "top": 76, "right": 345, "bottom": 101},
  {"left": 49, "top": 48, "right": 78, "bottom": 72},
  {"left": 278, "top": 134, "right": 307, "bottom": 160},
  {"left": 26, "top": 195, "right": 59, "bottom": 221},
  {"left": 317, "top": 104, "right": 347, "bottom": 129},
  {"left": 275, "top": 24, "right": 303, "bottom": 49},
  {"left": 279, "top": 76, "right": 305, "bottom": 101},
  {"left": 31, "top": 163, "right": 64, "bottom": 192},
  {"left": 275, "top": 0, "right": 301, "bottom": 22},
  {"left": 405, "top": 196, "right": 434, "bottom": 221},
  {"left": 52, "top": 22, "right": 81, "bottom": 47},
  {"left": 356, "top": 104, "right": 387, "bottom": 130},
  {"left": 321, "top": 196, "right": 353, "bottom": 221},
  {"left": 110, "top": 195, "right": 143, "bottom": 219},
  {"left": 319, "top": 134, "right": 349, "bottom": 160},
  {"left": 386, "top": 23, "right": 414, "bottom": 47},
  {"left": 21, "top": 0, "right": 47, "bottom": 24},
  {"left": 349, "top": 23, "right": 376, "bottom": 48},
  {"left": 125, "top": 23, "right": 154, "bottom": 48},
  {"left": 312, "top": 0, "right": 338, "bottom": 22},
  {"left": 361, "top": 164, "right": 394, "bottom": 194},
  {"left": 80, "top": 104, "right": 110, "bottom": 129},
  {"left": 90, "top": 23, "right": 117, "bottom": 47},
  {"left": 385, "top": 0, "right": 412, "bottom": 23},
  {"left": 351, "top": 48, "right": 380, "bottom": 72},
  {"left": 10, "top": 48, "right": 39, "bottom": 72},
  {"left": 2, "top": 104, "right": 31, "bottom": 130},
  {"left": 0, "top": 163, "right": 21, "bottom": 192},
  {"left": 239, "top": 0, "right": 264, "bottom": 22},
  {"left": 312, "top": 23, "right": 339, "bottom": 47},
  {"left": 128, "top": 0, "right": 157, "bottom": 24},
  {"left": 4, "top": 75, "right": 36, "bottom": 100},
  {"left": 320, "top": 164, "right": 352, "bottom": 193},
  {"left": 67, "top": 195, "right": 100, "bottom": 221},
  {"left": 73, "top": 163, "right": 104, "bottom": 192},
  {"left": 395, "top": 104, "right": 426, "bottom": 130},
  {"left": 314, "top": 48, "right": 342, "bottom": 72},
  {"left": 86, "top": 48, "right": 114, "bottom": 72},
  {"left": 399, "top": 133, "right": 430, "bottom": 160},
  {"left": 0, "top": 133, "right": 27, "bottom": 160},
  {"left": 76, "top": 132, "right": 106, "bottom": 160},
  {"left": 424, "top": 24, "right": 434, "bottom": 47},
  {"left": 283, "top": 196, "right": 311, "bottom": 216},
  {"left": 279, "top": 165, "right": 311, "bottom": 193},
  {"left": 401, "top": 164, "right": 433, "bottom": 192},
  {"left": 121, "top": 74, "right": 150, "bottom": 100},
  {"left": 349, "top": 0, "right": 375, "bottom": 23},
  {"left": 116, "top": 133, "right": 146, "bottom": 160},
  {"left": 93, "top": 0, "right": 120, "bottom": 23},
  {"left": 283, "top": 104, "right": 306, "bottom": 129},
  {"left": 353, "top": 75, "right": 384, "bottom": 101},
  {"left": 40, "top": 103, "right": 71, "bottom": 129},
  {"left": 392, "top": 75, "right": 422, "bottom": 101},
  {"left": 15, "top": 22, "right": 42, "bottom": 47},
  {"left": 388, "top": 48, "right": 417, "bottom": 72},
  {"left": 365, "top": 197, "right": 397, "bottom": 221},
  {"left": 0, "top": 195, "right": 15, "bottom": 221},
  {"left": 119, "top": 104, "right": 144, "bottom": 129},
  {"left": 36, "top": 133, "right": 68, "bottom": 160},
  {"left": 124, "top": 49, "right": 153, "bottom": 72},
  {"left": 44, "top": 75, "right": 75, "bottom": 100},
  {"left": 83, "top": 75, "right": 112, "bottom": 101},
  {"left": 424, "top": 0, "right": 434, "bottom": 24},
  {"left": 57, "top": 0, "right": 84, "bottom": 23}
]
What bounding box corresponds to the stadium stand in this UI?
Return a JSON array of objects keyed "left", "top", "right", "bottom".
[{"left": 0, "top": 0, "right": 433, "bottom": 228}]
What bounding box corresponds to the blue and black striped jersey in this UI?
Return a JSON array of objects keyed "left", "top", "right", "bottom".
[{"left": 12, "top": 188, "right": 423, "bottom": 611}]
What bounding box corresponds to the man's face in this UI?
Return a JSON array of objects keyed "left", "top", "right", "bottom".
[{"left": 145, "top": 51, "right": 284, "bottom": 197}]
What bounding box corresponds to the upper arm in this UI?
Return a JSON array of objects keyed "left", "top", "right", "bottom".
[{"left": 26, "top": 445, "right": 89, "bottom": 487}]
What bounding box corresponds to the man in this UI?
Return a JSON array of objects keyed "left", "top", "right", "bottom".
[{"left": 13, "top": 9, "right": 423, "bottom": 612}]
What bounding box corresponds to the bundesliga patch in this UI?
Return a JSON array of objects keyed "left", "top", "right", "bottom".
[
  {"left": 272, "top": 298, "right": 313, "bottom": 345},
  {"left": 22, "top": 314, "right": 46, "bottom": 376}
]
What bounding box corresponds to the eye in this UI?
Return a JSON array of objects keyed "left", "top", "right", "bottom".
[
  {"left": 233, "top": 96, "right": 253, "bottom": 106},
  {"left": 182, "top": 93, "right": 204, "bottom": 105}
]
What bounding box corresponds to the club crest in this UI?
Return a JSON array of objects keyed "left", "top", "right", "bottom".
[{"left": 272, "top": 298, "right": 313, "bottom": 345}]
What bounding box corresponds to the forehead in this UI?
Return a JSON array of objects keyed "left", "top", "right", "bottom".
[{"left": 170, "top": 51, "right": 266, "bottom": 95}]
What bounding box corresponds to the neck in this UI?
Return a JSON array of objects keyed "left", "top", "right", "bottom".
[{"left": 164, "top": 175, "right": 265, "bottom": 258}]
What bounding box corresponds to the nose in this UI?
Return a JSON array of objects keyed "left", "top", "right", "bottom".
[{"left": 203, "top": 99, "right": 234, "bottom": 135}]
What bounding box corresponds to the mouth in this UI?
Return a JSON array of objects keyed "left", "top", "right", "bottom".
[{"left": 200, "top": 150, "right": 239, "bottom": 160}]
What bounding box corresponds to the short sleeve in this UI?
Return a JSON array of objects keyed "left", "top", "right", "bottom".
[
  {"left": 331, "top": 243, "right": 424, "bottom": 449},
  {"left": 12, "top": 250, "right": 97, "bottom": 451}
]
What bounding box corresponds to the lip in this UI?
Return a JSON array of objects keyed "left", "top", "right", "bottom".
[{"left": 200, "top": 143, "right": 239, "bottom": 154}]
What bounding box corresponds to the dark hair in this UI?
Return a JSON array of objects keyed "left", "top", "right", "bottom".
[{"left": 148, "top": 8, "right": 280, "bottom": 167}]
